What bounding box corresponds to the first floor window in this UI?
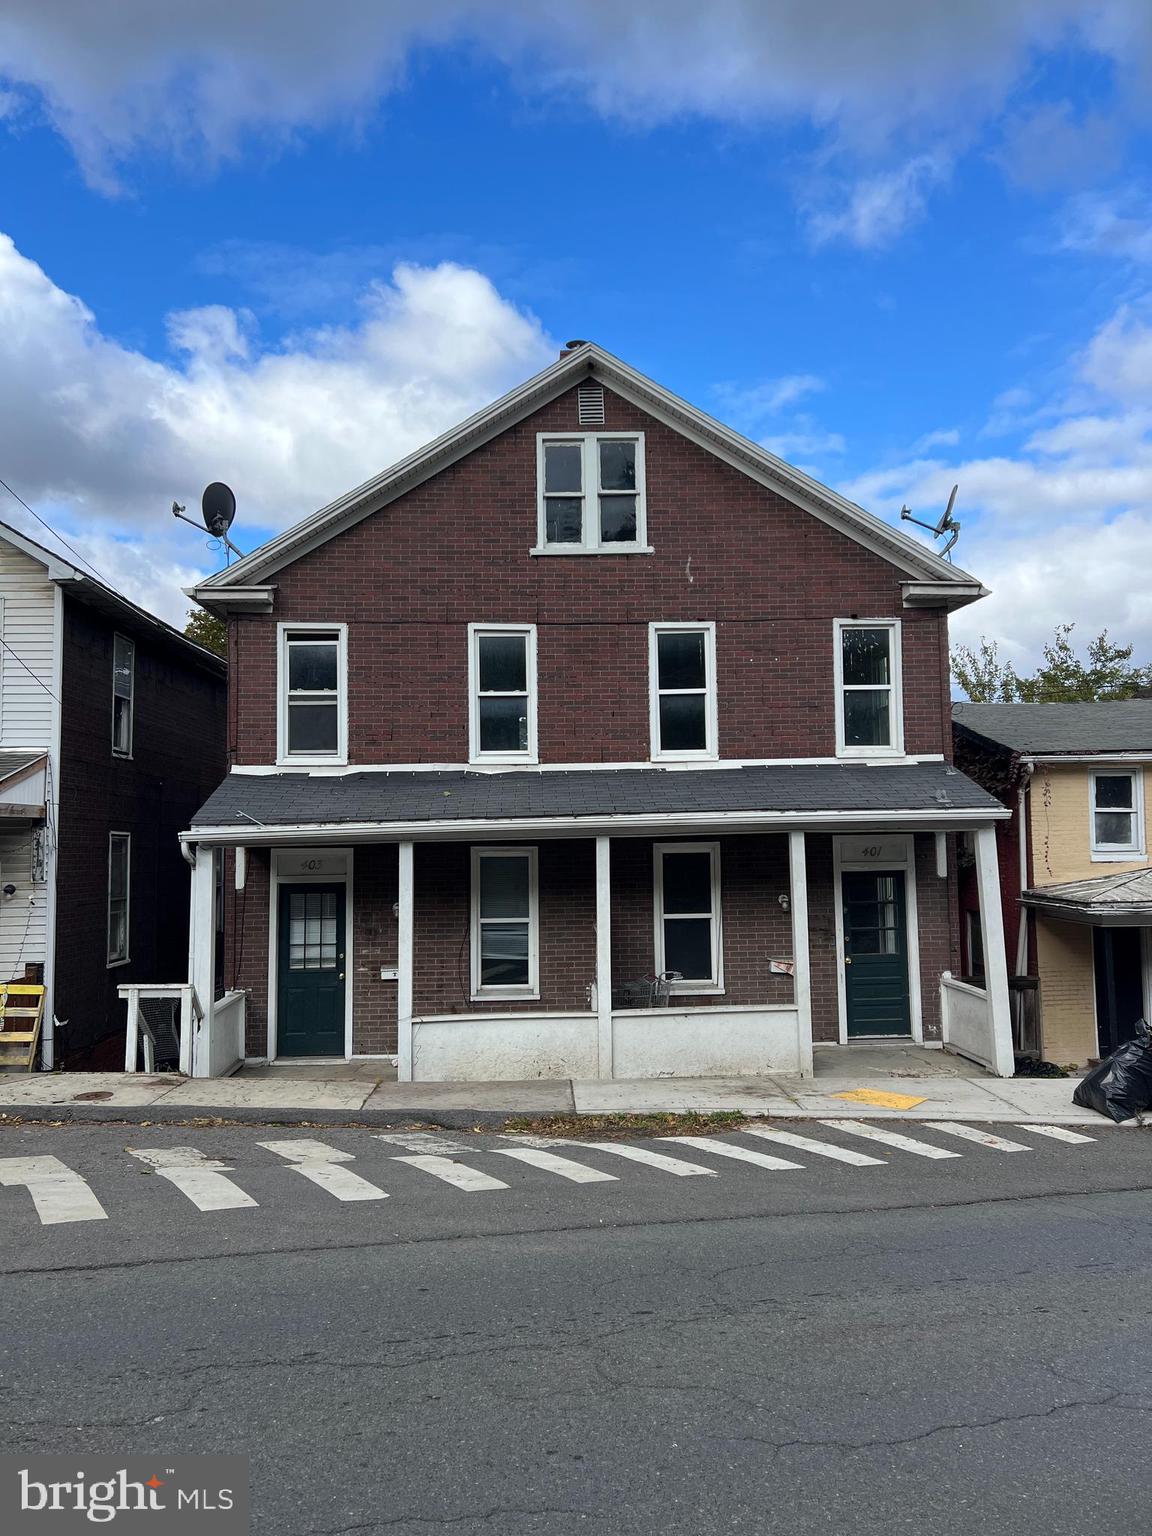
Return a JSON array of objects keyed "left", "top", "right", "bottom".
[
  {"left": 650, "top": 623, "right": 717, "bottom": 759},
  {"left": 469, "top": 625, "right": 537, "bottom": 761},
  {"left": 471, "top": 847, "right": 538, "bottom": 997},
  {"left": 107, "top": 832, "right": 130, "bottom": 965},
  {"left": 1092, "top": 770, "right": 1143, "bottom": 854},
  {"left": 280, "top": 626, "right": 345, "bottom": 761},
  {"left": 836, "top": 620, "right": 902, "bottom": 754},
  {"left": 112, "top": 633, "right": 134, "bottom": 756},
  {"left": 655, "top": 842, "right": 722, "bottom": 990}
]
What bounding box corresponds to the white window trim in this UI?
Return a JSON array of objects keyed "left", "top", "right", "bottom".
[
  {"left": 649, "top": 622, "right": 718, "bottom": 763},
  {"left": 534, "top": 431, "right": 650, "bottom": 554},
  {"left": 470, "top": 845, "right": 540, "bottom": 1001},
  {"left": 468, "top": 624, "right": 538, "bottom": 765},
  {"left": 653, "top": 840, "right": 724, "bottom": 996},
  {"left": 276, "top": 622, "right": 348, "bottom": 767},
  {"left": 107, "top": 830, "right": 131, "bottom": 968},
  {"left": 833, "top": 618, "right": 904, "bottom": 758},
  {"left": 112, "top": 632, "right": 135, "bottom": 759},
  {"left": 1090, "top": 767, "right": 1145, "bottom": 860}
]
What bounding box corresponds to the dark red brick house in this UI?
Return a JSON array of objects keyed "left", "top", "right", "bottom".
[
  {"left": 0, "top": 520, "right": 226, "bottom": 1071},
  {"left": 184, "top": 344, "right": 1013, "bottom": 1081}
]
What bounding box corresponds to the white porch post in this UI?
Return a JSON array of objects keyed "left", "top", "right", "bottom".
[
  {"left": 397, "top": 839, "right": 414, "bottom": 1082},
  {"left": 975, "top": 823, "right": 1015, "bottom": 1077},
  {"left": 788, "top": 831, "right": 814, "bottom": 1077},
  {"left": 595, "top": 835, "right": 613, "bottom": 1080},
  {"left": 188, "top": 843, "right": 216, "bottom": 1079}
]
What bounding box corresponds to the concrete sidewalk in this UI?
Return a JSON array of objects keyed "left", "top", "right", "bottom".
[{"left": 0, "top": 1066, "right": 1113, "bottom": 1127}]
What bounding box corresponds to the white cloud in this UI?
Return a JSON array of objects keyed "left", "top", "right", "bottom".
[
  {"left": 996, "top": 101, "right": 1120, "bottom": 191},
  {"left": 0, "top": 1, "right": 1142, "bottom": 203},
  {"left": 0, "top": 231, "right": 553, "bottom": 623},
  {"left": 715, "top": 373, "right": 824, "bottom": 422},
  {"left": 806, "top": 153, "right": 952, "bottom": 249},
  {"left": 1058, "top": 189, "right": 1152, "bottom": 262}
]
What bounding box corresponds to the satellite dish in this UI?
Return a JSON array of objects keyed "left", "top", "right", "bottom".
[
  {"left": 899, "top": 484, "right": 961, "bottom": 558},
  {"left": 934, "top": 484, "right": 959, "bottom": 537},
  {"left": 202, "top": 482, "right": 237, "bottom": 539}
]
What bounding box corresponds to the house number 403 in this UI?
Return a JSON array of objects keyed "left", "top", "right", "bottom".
[{"left": 301, "top": 858, "right": 325, "bottom": 871}]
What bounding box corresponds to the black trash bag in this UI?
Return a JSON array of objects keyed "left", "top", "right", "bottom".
[{"left": 1073, "top": 1018, "right": 1152, "bottom": 1123}]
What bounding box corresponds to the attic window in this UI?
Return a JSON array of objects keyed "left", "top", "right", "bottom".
[
  {"left": 534, "top": 433, "right": 649, "bottom": 554},
  {"left": 577, "top": 383, "right": 605, "bottom": 426}
]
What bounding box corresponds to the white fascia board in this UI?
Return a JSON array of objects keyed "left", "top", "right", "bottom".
[
  {"left": 185, "top": 803, "right": 1010, "bottom": 846},
  {"left": 195, "top": 343, "right": 983, "bottom": 594},
  {"left": 901, "top": 580, "right": 988, "bottom": 611},
  {"left": 185, "top": 584, "right": 275, "bottom": 611},
  {"left": 1021, "top": 752, "right": 1152, "bottom": 765}
]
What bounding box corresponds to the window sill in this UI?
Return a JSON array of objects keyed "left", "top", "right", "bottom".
[
  {"left": 529, "top": 546, "right": 655, "bottom": 557},
  {"left": 469, "top": 991, "right": 541, "bottom": 1004},
  {"left": 666, "top": 985, "right": 725, "bottom": 998},
  {"left": 468, "top": 756, "right": 539, "bottom": 767},
  {"left": 836, "top": 746, "right": 904, "bottom": 760},
  {"left": 1090, "top": 850, "right": 1145, "bottom": 862},
  {"left": 107, "top": 957, "right": 131, "bottom": 970},
  {"left": 652, "top": 752, "right": 719, "bottom": 765},
  {"left": 276, "top": 756, "right": 349, "bottom": 769}
]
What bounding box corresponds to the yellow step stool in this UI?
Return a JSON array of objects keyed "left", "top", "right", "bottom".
[{"left": 0, "top": 983, "right": 45, "bottom": 1071}]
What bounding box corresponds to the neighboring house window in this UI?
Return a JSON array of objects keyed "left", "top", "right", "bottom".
[
  {"left": 834, "top": 619, "right": 903, "bottom": 756},
  {"left": 649, "top": 623, "right": 717, "bottom": 760},
  {"left": 468, "top": 625, "right": 537, "bottom": 763},
  {"left": 1091, "top": 769, "right": 1144, "bottom": 856},
  {"left": 278, "top": 625, "right": 347, "bottom": 763},
  {"left": 965, "top": 909, "right": 985, "bottom": 984},
  {"left": 107, "top": 832, "right": 130, "bottom": 965},
  {"left": 654, "top": 841, "right": 723, "bottom": 992},
  {"left": 112, "top": 634, "right": 134, "bottom": 756},
  {"left": 470, "top": 847, "right": 539, "bottom": 998},
  {"left": 535, "top": 433, "right": 647, "bottom": 552}
]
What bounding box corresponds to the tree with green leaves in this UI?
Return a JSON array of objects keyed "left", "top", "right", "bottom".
[
  {"left": 953, "top": 623, "right": 1152, "bottom": 703},
  {"left": 184, "top": 607, "right": 227, "bottom": 659}
]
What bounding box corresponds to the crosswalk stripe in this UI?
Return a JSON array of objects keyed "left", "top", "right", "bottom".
[
  {"left": 259, "top": 1140, "right": 388, "bottom": 1202},
  {"left": 1020, "top": 1124, "right": 1096, "bottom": 1144},
  {"left": 659, "top": 1135, "right": 803, "bottom": 1171},
  {"left": 741, "top": 1126, "right": 886, "bottom": 1166},
  {"left": 583, "top": 1142, "right": 718, "bottom": 1177},
  {"left": 391, "top": 1154, "right": 509, "bottom": 1191},
  {"left": 491, "top": 1146, "right": 618, "bottom": 1183},
  {"left": 922, "top": 1122, "right": 1032, "bottom": 1152},
  {"left": 373, "top": 1132, "right": 466, "bottom": 1154},
  {"left": 816, "top": 1120, "right": 962, "bottom": 1160},
  {"left": 127, "top": 1147, "right": 257, "bottom": 1211},
  {"left": 0, "top": 1155, "right": 108, "bottom": 1224}
]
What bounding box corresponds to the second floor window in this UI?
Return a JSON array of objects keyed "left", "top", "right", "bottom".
[
  {"left": 279, "top": 625, "right": 347, "bottom": 763},
  {"left": 112, "top": 634, "right": 134, "bottom": 756},
  {"left": 1091, "top": 770, "right": 1143, "bottom": 856},
  {"left": 835, "top": 620, "right": 903, "bottom": 756},
  {"left": 650, "top": 623, "right": 717, "bottom": 760},
  {"left": 536, "top": 433, "right": 646, "bottom": 552},
  {"left": 469, "top": 625, "right": 537, "bottom": 763}
]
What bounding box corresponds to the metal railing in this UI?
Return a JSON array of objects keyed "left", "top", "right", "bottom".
[{"left": 118, "top": 984, "right": 203, "bottom": 1075}]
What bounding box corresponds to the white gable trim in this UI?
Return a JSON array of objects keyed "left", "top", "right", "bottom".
[{"left": 190, "top": 344, "right": 984, "bottom": 600}]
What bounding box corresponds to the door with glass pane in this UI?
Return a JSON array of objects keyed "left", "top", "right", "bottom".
[
  {"left": 841, "top": 870, "right": 911, "bottom": 1037},
  {"left": 277, "top": 884, "right": 346, "bottom": 1056}
]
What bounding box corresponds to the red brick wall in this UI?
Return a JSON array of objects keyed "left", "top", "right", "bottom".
[
  {"left": 55, "top": 597, "right": 227, "bottom": 1066},
  {"left": 227, "top": 383, "right": 952, "bottom": 766}
]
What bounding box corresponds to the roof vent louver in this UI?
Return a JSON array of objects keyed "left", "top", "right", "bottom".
[{"left": 577, "top": 382, "right": 605, "bottom": 426}]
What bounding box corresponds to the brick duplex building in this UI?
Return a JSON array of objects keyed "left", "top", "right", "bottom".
[{"left": 184, "top": 343, "right": 1012, "bottom": 1081}]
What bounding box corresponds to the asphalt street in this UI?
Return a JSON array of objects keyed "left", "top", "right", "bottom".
[{"left": 2, "top": 1118, "right": 1150, "bottom": 1536}]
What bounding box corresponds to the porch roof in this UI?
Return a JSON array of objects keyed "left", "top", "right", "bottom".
[
  {"left": 188, "top": 760, "right": 1005, "bottom": 842},
  {"left": 1021, "top": 866, "right": 1152, "bottom": 926}
]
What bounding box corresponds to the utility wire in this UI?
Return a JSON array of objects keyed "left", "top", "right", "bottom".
[
  {"left": 0, "top": 634, "right": 60, "bottom": 705},
  {"left": 0, "top": 474, "right": 112, "bottom": 587}
]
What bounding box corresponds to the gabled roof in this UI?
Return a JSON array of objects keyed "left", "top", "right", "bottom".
[
  {"left": 953, "top": 701, "right": 1152, "bottom": 755},
  {"left": 188, "top": 343, "right": 986, "bottom": 608},
  {"left": 0, "top": 518, "right": 225, "bottom": 678}
]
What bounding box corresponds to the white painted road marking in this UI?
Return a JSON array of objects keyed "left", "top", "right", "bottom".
[
  {"left": 660, "top": 1135, "right": 804, "bottom": 1171},
  {"left": 816, "top": 1120, "right": 962, "bottom": 1160},
  {"left": 391, "top": 1154, "right": 509, "bottom": 1191},
  {"left": 373, "top": 1132, "right": 466, "bottom": 1154},
  {"left": 259, "top": 1140, "right": 388, "bottom": 1202},
  {"left": 922, "top": 1122, "right": 1032, "bottom": 1152},
  {"left": 741, "top": 1126, "right": 886, "bottom": 1167},
  {"left": 492, "top": 1146, "right": 618, "bottom": 1183},
  {"left": 1021, "top": 1124, "right": 1096, "bottom": 1144},
  {"left": 584, "top": 1143, "right": 719, "bottom": 1177},
  {"left": 127, "top": 1147, "right": 257, "bottom": 1211},
  {"left": 0, "top": 1155, "right": 108, "bottom": 1225}
]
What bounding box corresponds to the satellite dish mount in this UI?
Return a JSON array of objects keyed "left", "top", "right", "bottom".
[
  {"left": 171, "top": 482, "right": 244, "bottom": 562},
  {"left": 899, "top": 484, "right": 960, "bottom": 558}
]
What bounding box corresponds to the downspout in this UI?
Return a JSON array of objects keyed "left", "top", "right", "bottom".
[
  {"left": 180, "top": 838, "right": 197, "bottom": 868},
  {"left": 1014, "top": 761, "right": 1034, "bottom": 977},
  {"left": 41, "top": 583, "right": 66, "bottom": 1071}
]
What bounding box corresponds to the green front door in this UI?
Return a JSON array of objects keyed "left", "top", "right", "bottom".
[
  {"left": 277, "top": 883, "right": 346, "bottom": 1057},
  {"left": 842, "top": 870, "right": 912, "bottom": 1038}
]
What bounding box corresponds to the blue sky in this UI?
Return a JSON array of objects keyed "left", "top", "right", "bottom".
[{"left": 3, "top": 3, "right": 1152, "bottom": 669}]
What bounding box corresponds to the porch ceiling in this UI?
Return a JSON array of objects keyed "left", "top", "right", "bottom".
[{"left": 187, "top": 760, "right": 1005, "bottom": 843}]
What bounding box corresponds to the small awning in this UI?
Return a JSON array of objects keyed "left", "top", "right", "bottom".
[
  {"left": 1022, "top": 867, "right": 1152, "bottom": 926},
  {"left": 0, "top": 751, "right": 47, "bottom": 818},
  {"left": 187, "top": 760, "right": 1006, "bottom": 845}
]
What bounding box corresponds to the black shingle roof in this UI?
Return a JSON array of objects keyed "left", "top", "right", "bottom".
[
  {"left": 190, "top": 761, "right": 1001, "bottom": 831},
  {"left": 953, "top": 701, "right": 1152, "bottom": 754}
]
